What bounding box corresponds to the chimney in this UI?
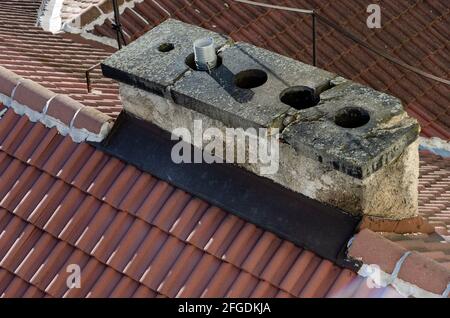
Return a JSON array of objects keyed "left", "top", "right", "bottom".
[{"left": 102, "top": 19, "right": 420, "bottom": 220}]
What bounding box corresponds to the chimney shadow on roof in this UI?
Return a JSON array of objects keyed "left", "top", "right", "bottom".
[
  {"left": 209, "top": 65, "right": 255, "bottom": 103},
  {"left": 186, "top": 52, "right": 255, "bottom": 103}
]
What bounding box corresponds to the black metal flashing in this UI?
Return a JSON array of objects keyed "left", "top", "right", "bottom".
[{"left": 92, "top": 112, "right": 361, "bottom": 269}]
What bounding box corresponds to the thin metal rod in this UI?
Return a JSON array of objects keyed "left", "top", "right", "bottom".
[
  {"left": 85, "top": 62, "right": 101, "bottom": 93},
  {"left": 312, "top": 12, "right": 317, "bottom": 66},
  {"left": 233, "top": 0, "right": 313, "bottom": 14},
  {"left": 112, "top": 0, "right": 126, "bottom": 49},
  {"left": 85, "top": 69, "right": 91, "bottom": 93}
]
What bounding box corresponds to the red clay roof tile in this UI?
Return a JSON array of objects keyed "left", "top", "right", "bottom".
[
  {"left": 0, "top": 66, "right": 22, "bottom": 96},
  {"left": 381, "top": 232, "right": 450, "bottom": 271},
  {"left": 13, "top": 80, "right": 57, "bottom": 114},
  {"left": 203, "top": 214, "right": 245, "bottom": 256},
  {"left": 0, "top": 269, "right": 46, "bottom": 298},
  {"left": 46, "top": 95, "right": 83, "bottom": 126},
  {"left": 417, "top": 152, "right": 450, "bottom": 238}
]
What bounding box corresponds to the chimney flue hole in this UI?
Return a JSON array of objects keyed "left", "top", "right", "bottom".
[
  {"left": 334, "top": 107, "right": 370, "bottom": 128},
  {"left": 280, "top": 86, "right": 320, "bottom": 110},
  {"left": 158, "top": 43, "right": 175, "bottom": 52},
  {"left": 234, "top": 69, "right": 268, "bottom": 89}
]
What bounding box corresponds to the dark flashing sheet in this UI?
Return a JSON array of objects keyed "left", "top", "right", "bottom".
[{"left": 92, "top": 112, "right": 361, "bottom": 269}]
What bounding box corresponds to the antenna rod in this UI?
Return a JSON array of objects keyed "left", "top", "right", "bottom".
[
  {"left": 112, "top": 0, "right": 126, "bottom": 49},
  {"left": 233, "top": 0, "right": 313, "bottom": 14},
  {"left": 312, "top": 11, "right": 317, "bottom": 66}
]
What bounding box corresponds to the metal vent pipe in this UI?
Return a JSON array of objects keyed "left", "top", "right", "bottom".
[{"left": 193, "top": 37, "right": 217, "bottom": 71}]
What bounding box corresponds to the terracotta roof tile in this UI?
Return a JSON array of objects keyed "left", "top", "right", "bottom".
[
  {"left": 298, "top": 260, "right": 342, "bottom": 298},
  {"left": 381, "top": 232, "right": 450, "bottom": 271},
  {"left": 222, "top": 223, "right": 263, "bottom": 267},
  {"left": 159, "top": 246, "right": 203, "bottom": 297},
  {"left": 241, "top": 232, "right": 281, "bottom": 275},
  {"left": 168, "top": 198, "right": 209, "bottom": 239},
  {"left": 186, "top": 206, "right": 227, "bottom": 248},
  {"left": 226, "top": 271, "right": 260, "bottom": 297},
  {"left": 259, "top": 241, "right": 300, "bottom": 285},
  {"left": 177, "top": 253, "right": 220, "bottom": 297},
  {"left": 279, "top": 249, "right": 319, "bottom": 295},
  {"left": 418, "top": 152, "right": 450, "bottom": 238},
  {"left": 325, "top": 268, "right": 359, "bottom": 298},
  {"left": 46, "top": 95, "right": 84, "bottom": 126},
  {"left": 12, "top": 79, "right": 57, "bottom": 113},
  {"left": 203, "top": 214, "right": 245, "bottom": 256},
  {"left": 109, "top": 276, "right": 140, "bottom": 297},
  {"left": 251, "top": 280, "right": 278, "bottom": 298},
  {"left": 90, "top": 0, "right": 450, "bottom": 139},
  {"left": 0, "top": 269, "right": 47, "bottom": 298}
]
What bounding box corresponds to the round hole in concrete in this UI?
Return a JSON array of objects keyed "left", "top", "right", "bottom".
[
  {"left": 158, "top": 42, "right": 175, "bottom": 52},
  {"left": 234, "top": 69, "right": 268, "bottom": 89},
  {"left": 335, "top": 107, "right": 370, "bottom": 128},
  {"left": 185, "top": 52, "right": 222, "bottom": 70},
  {"left": 279, "top": 86, "right": 319, "bottom": 110}
]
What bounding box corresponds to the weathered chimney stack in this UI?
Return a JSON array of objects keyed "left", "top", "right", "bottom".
[{"left": 102, "top": 19, "right": 420, "bottom": 219}]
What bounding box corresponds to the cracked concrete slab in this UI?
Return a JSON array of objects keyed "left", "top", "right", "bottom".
[
  {"left": 282, "top": 80, "right": 420, "bottom": 178},
  {"left": 171, "top": 42, "right": 335, "bottom": 129}
]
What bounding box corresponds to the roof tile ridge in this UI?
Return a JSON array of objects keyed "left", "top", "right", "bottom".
[
  {"left": 0, "top": 66, "right": 113, "bottom": 143},
  {"left": 63, "top": 0, "right": 144, "bottom": 33},
  {"left": 347, "top": 228, "right": 450, "bottom": 298}
]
